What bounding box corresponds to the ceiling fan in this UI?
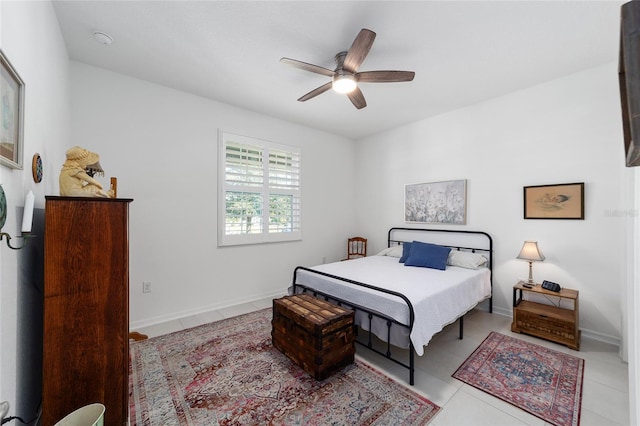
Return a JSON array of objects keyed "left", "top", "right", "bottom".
[{"left": 281, "top": 28, "right": 415, "bottom": 109}]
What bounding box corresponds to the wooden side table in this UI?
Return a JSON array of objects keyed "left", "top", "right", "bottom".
[{"left": 511, "top": 281, "right": 580, "bottom": 350}]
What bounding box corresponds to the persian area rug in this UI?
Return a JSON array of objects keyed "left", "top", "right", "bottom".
[
  {"left": 129, "top": 308, "right": 440, "bottom": 425},
  {"left": 452, "top": 332, "right": 584, "bottom": 426}
]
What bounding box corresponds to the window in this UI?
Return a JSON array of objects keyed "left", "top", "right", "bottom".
[{"left": 218, "top": 131, "right": 301, "bottom": 246}]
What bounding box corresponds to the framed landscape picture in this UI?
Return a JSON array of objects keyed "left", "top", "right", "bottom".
[
  {"left": 524, "top": 182, "right": 584, "bottom": 219},
  {"left": 1, "top": 49, "right": 25, "bottom": 169},
  {"left": 405, "top": 179, "right": 466, "bottom": 224}
]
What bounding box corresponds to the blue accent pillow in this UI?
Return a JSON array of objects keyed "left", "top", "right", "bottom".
[
  {"left": 404, "top": 241, "right": 451, "bottom": 270},
  {"left": 399, "top": 242, "right": 413, "bottom": 263}
]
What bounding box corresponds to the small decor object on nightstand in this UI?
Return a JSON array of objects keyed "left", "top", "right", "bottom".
[
  {"left": 541, "top": 280, "right": 561, "bottom": 292},
  {"left": 59, "top": 146, "right": 114, "bottom": 198}
]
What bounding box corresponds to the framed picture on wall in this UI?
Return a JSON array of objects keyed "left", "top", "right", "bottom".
[
  {"left": 0, "top": 49, "right": 25, "bottom": 169},
  {"left": 523, "top": 182, "right": 584, "bottom": 219},
  {"left": 404, "top": 179, "right": 467, "bottom": 224}
]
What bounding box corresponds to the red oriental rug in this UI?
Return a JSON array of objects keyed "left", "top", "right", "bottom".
[
  {"left": 129, "top": 308, "right": 440, "bottom": 425},
  {"left": 452, "top": 332, "right": 584, "bottom": 426}
]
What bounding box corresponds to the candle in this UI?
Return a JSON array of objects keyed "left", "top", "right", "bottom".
[{"left": 21, "top": 190, "right": 34, "bottom": 233}]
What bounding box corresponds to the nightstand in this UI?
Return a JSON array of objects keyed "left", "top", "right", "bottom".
[{"left": 511, "top": 281, "right": 580, "bottom": 350}]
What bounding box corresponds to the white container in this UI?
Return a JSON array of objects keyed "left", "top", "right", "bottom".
[{"left": 55, "top": 403, "right": 105, "bottom": 426}]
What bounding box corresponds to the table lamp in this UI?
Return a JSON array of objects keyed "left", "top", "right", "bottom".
[{"left": 517, "top": 241, "right": 545, "bottom": 284}]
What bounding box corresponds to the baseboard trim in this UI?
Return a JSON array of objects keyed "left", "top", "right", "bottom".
[
  {"left": 131, "top": 294, "right": 623, "bottom": 349},
  {"left": 130, "top": 288, "right": 287, "bottom": 329}
]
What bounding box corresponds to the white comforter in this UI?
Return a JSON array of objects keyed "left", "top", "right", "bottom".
[{"left": 294, "top": 255, "right": 491, "bottom": 356}]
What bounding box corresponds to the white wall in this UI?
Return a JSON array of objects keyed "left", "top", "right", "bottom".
[
  {"left": 69, "top": 62, "right": 357, "bottom": 327},
  {"left": 625, "top": 167, "right": 640, "bottom": 425},
  {"left": 355, "top": 63, "right": 626, "bottom": 344},
  {"left": 0, "top": 0, "right": 69, "bottom": 419}
]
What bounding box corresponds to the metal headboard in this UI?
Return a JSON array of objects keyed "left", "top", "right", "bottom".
[{"left": 388, "top": 227, "right": 493, "bottom": 313}]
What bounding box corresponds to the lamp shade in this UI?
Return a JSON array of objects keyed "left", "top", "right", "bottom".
[{"left": 517, "top": 241, "right": 545, "bottom": 262}]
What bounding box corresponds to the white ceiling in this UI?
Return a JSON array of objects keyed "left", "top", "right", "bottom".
[{"left": 52, "top": 0, "right": 625, "bottom": 140}]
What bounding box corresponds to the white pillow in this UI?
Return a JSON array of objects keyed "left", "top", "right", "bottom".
[
  {"left": 376, "top": 245, "right": 403, "bottom": 258},
  {"left": 447, "top": 250, "right": 488, "bottom": 269}
]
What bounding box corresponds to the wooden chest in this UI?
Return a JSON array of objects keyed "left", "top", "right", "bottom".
[{"left": 272, "top": 294, "right": 355, "bottom": 380}]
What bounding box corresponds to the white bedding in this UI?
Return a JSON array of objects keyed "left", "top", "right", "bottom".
[{"left": 294, "top": 255, "right": 491, "bottom": 356}]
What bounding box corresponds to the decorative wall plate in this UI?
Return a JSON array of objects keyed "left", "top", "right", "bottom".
[
  {"left": 0, "top": 185, "right": 7, "bottom": 229},
  {"left": 32, "top": 153, "right": 43, "bottom": 183}
]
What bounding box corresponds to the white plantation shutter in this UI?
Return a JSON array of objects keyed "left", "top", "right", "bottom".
[
  {"left": 268, "top": 148, "right": 301, "bottom": 234},
  {"left": 219, "top": 131, "right": 301, "bottom": 246}
]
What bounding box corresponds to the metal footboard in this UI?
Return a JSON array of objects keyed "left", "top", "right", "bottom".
[{"left": 292, "top": 266, "right": 422, "bottom": 384}]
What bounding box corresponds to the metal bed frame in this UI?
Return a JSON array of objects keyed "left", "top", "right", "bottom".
[{"left": 292, "top": 227, "right": 493, "bottom": 386}]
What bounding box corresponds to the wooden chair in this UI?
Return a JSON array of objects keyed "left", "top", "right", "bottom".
[{"left": 344, "top": 237, "right": 367, "bottom": 260}]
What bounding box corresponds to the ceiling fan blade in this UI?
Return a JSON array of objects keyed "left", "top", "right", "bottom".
[
  {"left": 298, "top": 82, "right": 333, "bottom": 102},
  {"left": 356, "top": 70, "right": 415, "bottom": 83},
  {"left": 343, "top": 29, "right": 376, "bottom": 73},
  {"left": 280, "top": 58, "right": 335, "bottom": 77},
  {"left": 347, "top": 87, "right": 367, "bottom": 109}
]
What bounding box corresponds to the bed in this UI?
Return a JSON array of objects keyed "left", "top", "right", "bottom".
[{"left": 291, "top": 227, "right": 493, "bottom": 385}]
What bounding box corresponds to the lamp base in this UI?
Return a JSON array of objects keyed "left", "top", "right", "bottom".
[{"left": 527, "top": 260, "right": 535, "bottom": 284}]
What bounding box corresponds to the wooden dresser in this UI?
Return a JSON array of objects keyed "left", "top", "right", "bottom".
[{"left": 42, "top": 196, "right": 132, "bottom": 426}]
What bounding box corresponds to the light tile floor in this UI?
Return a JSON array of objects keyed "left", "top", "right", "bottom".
[{"left": 134, "top": 297, "right": 629, "bottom": 426}]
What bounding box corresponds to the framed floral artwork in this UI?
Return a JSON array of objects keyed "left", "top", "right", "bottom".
[{"left": 404, "top": 179, "right": 466, "bottom": 224}]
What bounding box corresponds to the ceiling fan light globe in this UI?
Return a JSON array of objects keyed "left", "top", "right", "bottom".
[{"left": 332, "top": 75, "right": 357, "bottom": 94}]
